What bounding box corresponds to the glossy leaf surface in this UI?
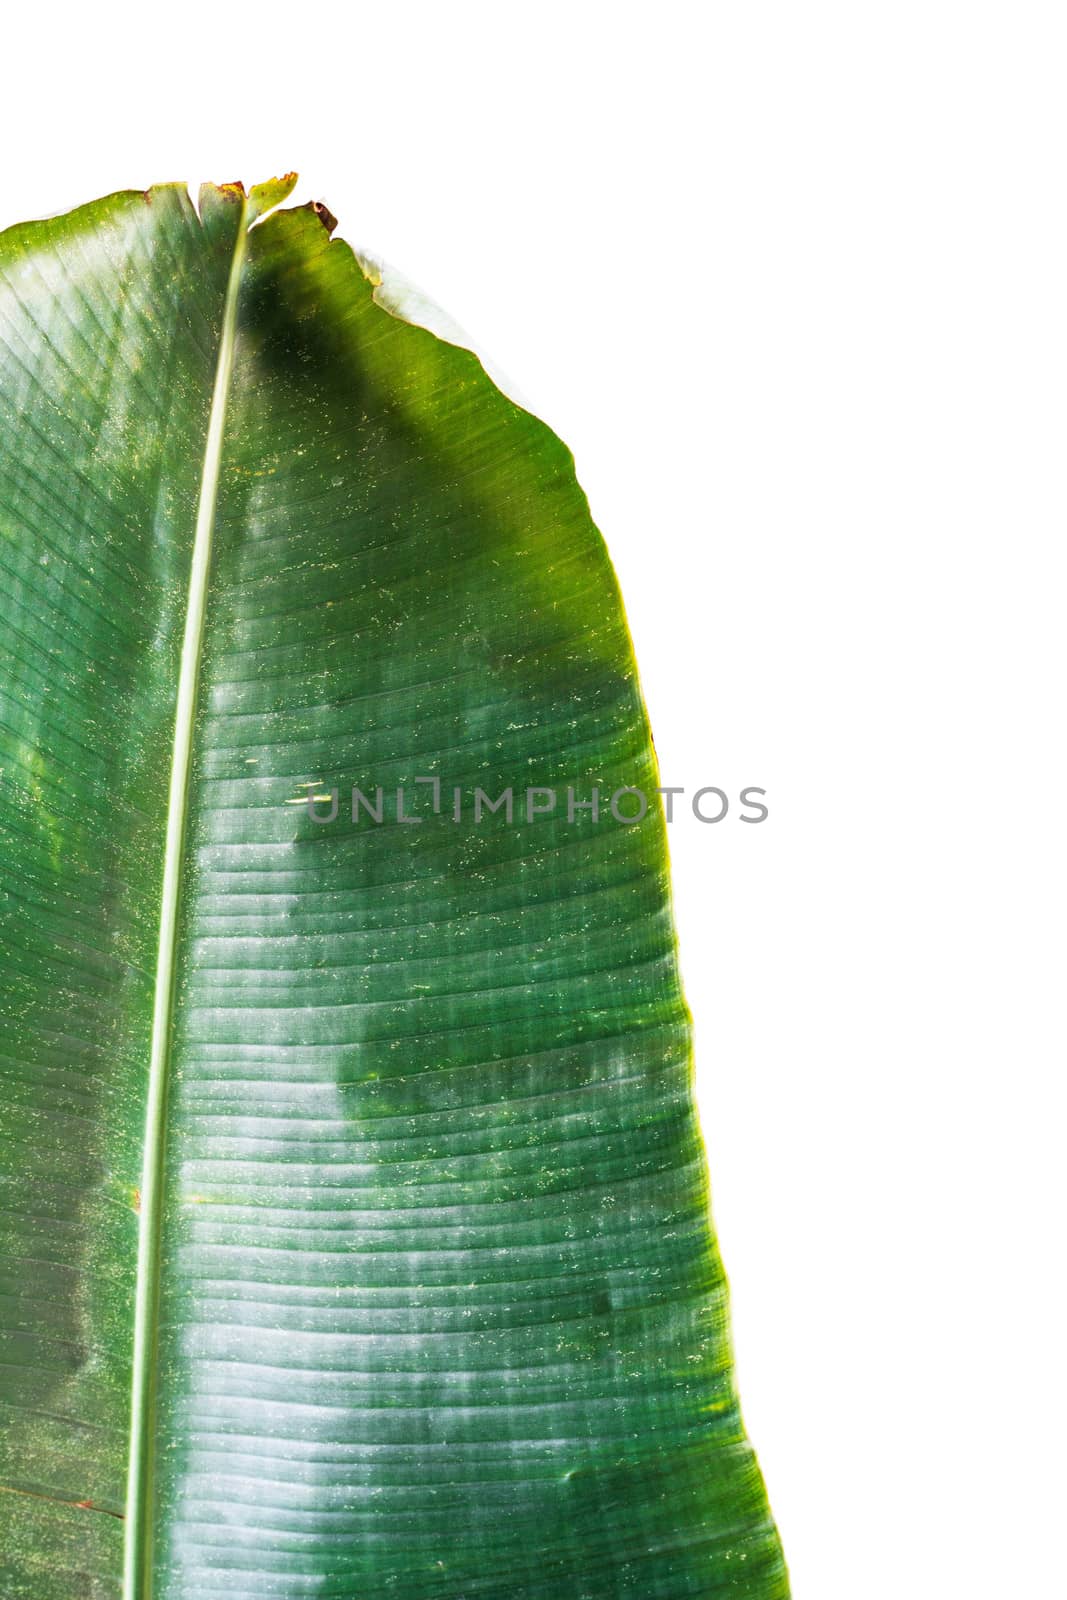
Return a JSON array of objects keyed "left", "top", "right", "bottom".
[{"left": 0, "top": 181, "right": 787, "bottom": 1599}]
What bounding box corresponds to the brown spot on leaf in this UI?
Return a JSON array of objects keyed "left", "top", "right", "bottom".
[
  {"left": 73, "top": 1498, "right": 124, "bottom": 1520},
  {"left": 132, "top": 1188, "right": 141, "bottom": 1214},
  {"left": 0, "top": 1484, "right": 124, "bottom": 1519},
  {"left": 309, "top": 200, "right": 338, "bottom": 236}
]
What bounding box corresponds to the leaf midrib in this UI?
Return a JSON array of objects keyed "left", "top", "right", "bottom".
[{"left": 123, "top": 194, "right": 250, "bottom": 1600}]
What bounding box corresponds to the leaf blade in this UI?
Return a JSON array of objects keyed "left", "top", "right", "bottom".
[{"left": 0, "top": 186, "right": 788, "bottom": 1600}]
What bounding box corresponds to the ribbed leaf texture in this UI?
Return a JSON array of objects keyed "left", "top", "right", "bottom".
[{"left": 0, "top": 179, "right": 788, "bottom": 1599}]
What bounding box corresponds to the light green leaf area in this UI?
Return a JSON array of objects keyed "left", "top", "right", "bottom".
[{"left": 0, "top": 180, "right": 788, "bottom": 1599}]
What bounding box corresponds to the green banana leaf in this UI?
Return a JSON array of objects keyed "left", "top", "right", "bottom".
[{"left": 0, "top": 176, "right": 787, "bottom": 1600}]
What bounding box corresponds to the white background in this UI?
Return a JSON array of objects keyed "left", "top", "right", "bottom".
[{"left": 3, "top": 5, "right": 1063, "bottom": 1595}]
